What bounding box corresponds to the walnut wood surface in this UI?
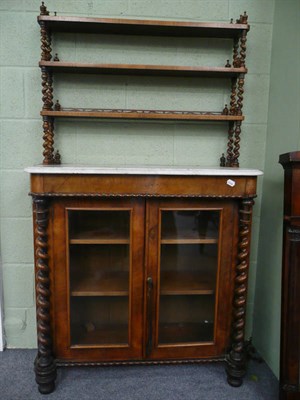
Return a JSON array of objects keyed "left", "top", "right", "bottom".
[
  {"left": 40, "top": 108, "right": 244, "bottom": 121},
  {"left": 38, "top": 15, "right": 249, "bottom": 37},
  {"left": 39, "top": 61, "right": 248, "bottom": 77},
  {"left": 30, "top": 174, "right": 257, "bottom": 198}
]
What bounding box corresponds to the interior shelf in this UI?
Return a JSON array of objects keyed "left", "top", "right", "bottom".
[
  {"left": 71, "top": 271, "right": 128, "bottom": 297},
  {"left": 161, "top": 231, "right": 218, "bottom": 244},
  {"left": 41, "top": 108, "right": 244, "bottom": 121},
  {"left": 161, "top": 238, "right": 218, "bottom": 244},
  {"left": 159, "top": 322, "right": 214, "bottom": 344},
  {"left": 69, "top": 230, "right": 130, "bottom": 244},
  {"left": 160, "top": 271, "right": 215, "bottom": 295},
  {"left": 38, "top": 15, "right": 249, "bottom": 38},
  {"left": 71, "top": 323, "right": 128, "bottom": 346},
  {"left": 39, "top": 61, "right": 247, "bottom": 77},
  {"left": 71, "top": 270, "right": 215, "bottom": 297}
]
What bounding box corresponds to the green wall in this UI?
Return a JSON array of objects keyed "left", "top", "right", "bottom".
[
  {"left": 252, "top": 0, "right": 300, "bottom": 378},
  {"left": 0, "top": 0, "right": 275, "bottom": 367}
]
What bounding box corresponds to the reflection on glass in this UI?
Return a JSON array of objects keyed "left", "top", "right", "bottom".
[
  {"left": 158, "top": 210, "right": 220, "bottom": 344},
  {"left": 68, "top": 210, "right": 130, "bottom": 346}
]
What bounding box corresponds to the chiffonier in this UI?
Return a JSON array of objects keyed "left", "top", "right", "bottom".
[{"left": 26, "top": 3, "right": 262, "bottom": 394}]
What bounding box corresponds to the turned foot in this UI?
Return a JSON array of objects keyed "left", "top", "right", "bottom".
[
  {"left": 35, "top": 355, "right": 57, "bottom": 394},
  {"left": 225, "top": 350, "right": 246, "bottom": 387}
]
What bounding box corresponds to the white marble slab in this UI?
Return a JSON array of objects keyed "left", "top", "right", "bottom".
[{"left": 25, "top": 164, "right": 263, "bottom": 176}]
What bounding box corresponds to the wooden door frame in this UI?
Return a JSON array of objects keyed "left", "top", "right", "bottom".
[
  {"left": 145, "top": 198, "right": 237, "bottom": 360},
  {"left": 52, "top": 197, "right": 145, "bottom": 362}
]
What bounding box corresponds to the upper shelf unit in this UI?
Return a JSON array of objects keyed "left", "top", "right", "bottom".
[{"left": 37, "top": 2, "right": 249, "bottom": 168}]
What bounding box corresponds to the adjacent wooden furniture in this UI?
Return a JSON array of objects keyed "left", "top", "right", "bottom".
[
  {"left": 37, "top": 2, "right": 249, "bottom": 167},
  {"left": 26, "top": 165, "right": 262, "bottom": 394},
  {"left": 279, "top": 152, "right": 300, "bottom": 400}
]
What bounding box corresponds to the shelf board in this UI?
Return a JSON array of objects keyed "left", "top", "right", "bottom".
[
  {"left": 161, "top": 238, "right": 218, "bottom": 244},
  {"left": 161, "top": 231, "right": 218, "bottom": 244},
  {"left": 159, "top": 322, "right": 214, "bottom": 344},
  {"left": 71, "top": 323, "right": 128, "bottom": 346},
  {"left": 70, "top": 270, "right": 215, "bottom": 297},
  {"left": 70, "top": 230, "right": 130, "bottom": 244},
  {"left": 71, "top": 271, "right": 129, "bottom": 297},
  {"left": 38, "top": 15, "right": 249, "bottom": 38},
  {"left": 39, "top": 61, "right": 247, "bottom": 78},
  {"left": 160, "top": 271, "right": 215, "bottom": 295},
  {"left": 41, "top": 108, "right": 244, "bottom": 122}
]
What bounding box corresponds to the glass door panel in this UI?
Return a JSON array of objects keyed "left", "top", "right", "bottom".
[
  {"left": 68, "top": 209, "right": 131, "bottom": 347},
  {"left": 158, "top": 210, "right": 220, "bottom": 345}
]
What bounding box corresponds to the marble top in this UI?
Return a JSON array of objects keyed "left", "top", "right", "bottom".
[{"left": 25, "top": 164, "right": 263, "bottom": 176}]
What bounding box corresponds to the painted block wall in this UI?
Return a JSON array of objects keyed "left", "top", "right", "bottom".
[
  {"left": 0, "top": 0, "right": 274, "bottom": 364},
  {"left": 253, "top": 0, "right": 300, "bottom": 379}
]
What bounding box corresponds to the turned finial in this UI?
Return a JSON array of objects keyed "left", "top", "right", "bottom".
[
  {"left": 53, "top": 53, "right": 60, "bottom": 61},
  {"left": 220, "top": 153, "right": 226, "bottom": 167},
  {"left": 54, "top": 11, "right": 57, "bottom": 16},
  {"left": 225, "top": 60, "right": 231, "bottom": 68},
  {"left": 241, "top": 11, "right": 248, "bottom": 24},
  {"left": 54, "top": 100, "right": 61, "bottom": 111},
  {"left": 40, "top": 2, "right": 49, "bottom": 16},
  {"left": 54, "top": 150, "right": 61, "bottom": 164},
  {"left": 236, "top": 11, "right": 248, "bottom": 24},
  {"left": 222, "top": 104, "right": 229, "bottom": 115}
]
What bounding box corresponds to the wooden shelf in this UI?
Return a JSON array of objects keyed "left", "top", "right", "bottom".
[
  {"left": 159, "top": 322, "right": 214, "bottom": 344},
  {"left": 38, "top": 15, "right": 249, "bottom": 38},
  {"left": 71, "top": 270, "right": 215, "bottom": 297},
  {"left": 39, "top": 61, "right": 247, "bottom": 78},
  {"left": 41, "top": 108, "right": 244, "bottom": 122},
  {"left": 71, "top": 271, "right": 128, "bottom": 297},
  {"left": 71, "top": 323, "right": 128, "bottom": 346},
  {"left": 69, "top": 230, "right": 130, "bottom": 244},
  {"left": 161, "top": 231, "right": 218, "bottom": 244},
  {"left": 160, "top": 271, "right": 215, "bottom": 295}
]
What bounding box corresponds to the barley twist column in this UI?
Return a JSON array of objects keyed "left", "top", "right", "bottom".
[
  {"left": 33, "top": 197, "right": 56, "bottom": 394},
  {"left": 226, "top": 198, "right": 254, "bottom": 387}
]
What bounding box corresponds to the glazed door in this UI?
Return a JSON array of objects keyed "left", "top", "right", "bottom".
[
  {"left": 52, "top": 198, "right": 145, "bottom": 362},
  {"left": 145, "top": 199, "right": 237, "bottom": 360}
]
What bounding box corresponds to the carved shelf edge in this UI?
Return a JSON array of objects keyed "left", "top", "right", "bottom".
[
  {"left": 40, "top": 108, "right": 245, "bottom": 121},
  {"left": 29, "top": 192, "right": 257, "bottom": 199},
  {"left": 37, "top": 15, "right": 249, "bottom": 38},
  {"left": 56, "top": 357, "right": 226, "bottom": 367},
  {"left": 39, "top": 61, "right": 248, "bottom": 78}
]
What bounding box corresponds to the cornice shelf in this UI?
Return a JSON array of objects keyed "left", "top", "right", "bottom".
[
  {"left": 38, "top": 15, "right": 249, "bottom": 38},
  {"left": 40, "top": 61, "right": 247, "bottom": 77},
  {"left": 41, "top": 108, "right": 244, "bottom": 121}
]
